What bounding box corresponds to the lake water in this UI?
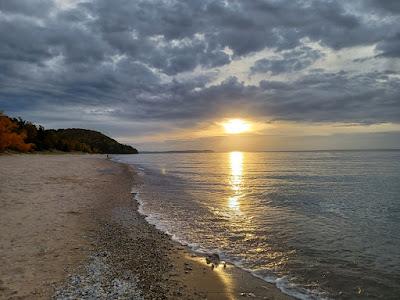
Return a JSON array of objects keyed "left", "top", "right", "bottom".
[{"left": 113, "top": 151, "right": 400, "bottom": 299}]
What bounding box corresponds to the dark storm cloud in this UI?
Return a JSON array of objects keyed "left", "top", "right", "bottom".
[
  {"left": 167, "top": 71, "right": 400, "bottom": 124},
  {"left": 94, "top": 70, "right": 400, "bottom": 125},
  {"left": 375, "top": 33, "right": 400, "bottom": 58},
  {"left": 250, "top": 46, "right": 324, "bottom": 75},
  {"left": 365, "top": 0, "right": 400, "bottom": 14},
  {"left": 0, "top": 0, "right": 399, "bottom": 130},
  {"left": 257, "top": 70, "right": 400, "bottom": 123},
  {"left": 0, "top": 0, "right": 54, "bottom": 17}
]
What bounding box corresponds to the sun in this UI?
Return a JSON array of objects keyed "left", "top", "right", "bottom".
[{"left": 223, "top": 119, "right": 252, "bottom": 134}]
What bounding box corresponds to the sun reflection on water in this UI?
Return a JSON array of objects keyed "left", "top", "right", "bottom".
[
  {"left": 228, "top": 151, "right": 244, "bottom": 212},
  {"left": 228, "top": 196, "right": 240, "bottom": 211}
]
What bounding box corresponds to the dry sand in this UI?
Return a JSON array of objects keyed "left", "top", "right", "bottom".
[{"left": 0, "top": 154, "right": 292, "bottom": 300}]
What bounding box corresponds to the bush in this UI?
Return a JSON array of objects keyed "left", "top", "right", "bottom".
[{"left": 0, "top": 113, "right": 33, "bottom": 152}]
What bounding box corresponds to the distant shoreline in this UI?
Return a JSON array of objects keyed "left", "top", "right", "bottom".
[
  {"left": 140, "top": 150, "right": 214, "bottom": 154},
  {"left": 139, "top": 148, "right": 400, "bottom": 154}
]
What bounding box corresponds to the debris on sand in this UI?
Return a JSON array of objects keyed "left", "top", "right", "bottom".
[
  {"left": 205, "top": 253, "right": 220, "bottom": 267},
  {"left": 54, "top": 253, "right": 143, "bottom": 300}
]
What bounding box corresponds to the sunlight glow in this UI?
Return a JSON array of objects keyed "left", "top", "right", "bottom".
[
  {"left": 228, "top": 196, "right": 240, "bottom": 211},
  {"left": 228, "top": 151, "right": 244, "bottom": 212},
  {"left": 230, "top": 151, "right": 243, "bottom": 186},
  {"left": 223, "top": 119, "right": 252, "bottom": 134}
]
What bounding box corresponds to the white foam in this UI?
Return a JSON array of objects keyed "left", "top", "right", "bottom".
[
  {"left": 118, "top": 159, "right": 328, "bottom": 300},
  {"left": 133, "top": 191, "right": 326, "bottom": 299}
]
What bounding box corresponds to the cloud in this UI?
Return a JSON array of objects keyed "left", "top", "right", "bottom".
[
  {"left": 365, "top": 0, "right": 400, "bottom": 14},
  {"left": 0, "top": 0, "right": 55, "bottom": 17},
  {"left": 376, "top": 33, "right": 400, "bottom": 58},
  {"left": 250, "top": 46, "right": 324, "bottom": 75},
  {"left": 257, "top": 70, "right": 400, "bottom": 124},
  {"left": 139, "top": 131, "right": 400, "bottom": 152},
  {"left": 0, "top": 0, "right": 399, "bottom": 139}
]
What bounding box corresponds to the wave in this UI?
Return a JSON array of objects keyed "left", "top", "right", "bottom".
[{"left": 118, "top": 160, "right": 328, "bottom": 300}]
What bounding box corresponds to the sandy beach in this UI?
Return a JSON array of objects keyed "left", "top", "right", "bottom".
[{"left": 0, "top": 154, "right": 291, "bottom": 300}]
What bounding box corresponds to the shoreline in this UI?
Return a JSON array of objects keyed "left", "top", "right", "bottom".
[
  {"left": 0, "top": 154, "right": 292, "bottom": 299},
  {"left": 124, "top": 161, "right": 295, "bottom": 300}
]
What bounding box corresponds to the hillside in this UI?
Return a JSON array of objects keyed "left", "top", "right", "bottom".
[
  {"left": 54, "top": 128, "right": 138, "bottom": 154},
  {"left": 0, "top": 113, "right": 138, "bottom": 154}
]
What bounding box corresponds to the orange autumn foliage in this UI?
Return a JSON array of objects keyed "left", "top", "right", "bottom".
[{"left": 0, "top": 113, "right": 33, "bottom": 152}]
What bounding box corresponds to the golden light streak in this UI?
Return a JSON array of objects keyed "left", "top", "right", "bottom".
[{"left": 228, "top": 151, "right": 244, "bottom": 212}]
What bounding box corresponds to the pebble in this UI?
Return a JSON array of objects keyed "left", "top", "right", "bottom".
[{"left": 240, "top": 292, "right": 256, "bottom": 297}]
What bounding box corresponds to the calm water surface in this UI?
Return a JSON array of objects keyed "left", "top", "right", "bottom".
[{"left": 114, "top": 151, "right": 400, "bottom": 299}]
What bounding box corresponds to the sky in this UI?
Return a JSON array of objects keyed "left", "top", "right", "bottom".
[{"left": 1, "top": 0, "right": 400, "bottom": 151}]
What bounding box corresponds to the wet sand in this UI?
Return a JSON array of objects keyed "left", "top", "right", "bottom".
[{"left": 0, "top": 154, "right": 292, "bottom": 299}]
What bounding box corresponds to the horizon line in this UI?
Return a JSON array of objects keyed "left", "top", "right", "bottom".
[{"left": 136, "top": 148, "right": 400, "bottom": 154}]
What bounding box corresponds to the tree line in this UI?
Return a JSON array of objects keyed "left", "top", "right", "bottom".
[{"left": 0, "top": 112, "right": 138, "bottom": 154}]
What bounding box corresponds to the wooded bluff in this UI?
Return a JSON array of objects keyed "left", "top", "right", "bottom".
[{"left": 0, "top": 113, "right": 138, "bottom": 154}]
